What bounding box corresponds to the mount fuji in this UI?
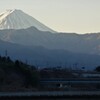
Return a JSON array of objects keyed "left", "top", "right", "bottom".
[{"left": 0, "top": 9, "right": 55, "bottom": 33}]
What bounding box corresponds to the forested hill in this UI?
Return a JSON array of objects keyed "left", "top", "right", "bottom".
[{"left": 0, "top": 56, "right": 39, "bottom": 92}]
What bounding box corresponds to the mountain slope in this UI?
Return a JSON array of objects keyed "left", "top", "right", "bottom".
[
  {"left": 0, "top": 27, "right": 100, "bottom": 55},
  {"left": 0, "top": 9, "right": 55, "bottom": 33},
  {"left": 0, "top": 56, "right": 39, "bottom": 91},
  {"left": 0, "top": 39, "right": 100, "bottom": 70}
]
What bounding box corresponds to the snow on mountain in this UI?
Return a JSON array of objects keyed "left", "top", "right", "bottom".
[{"left": 0, "top": 9, "right": 55, "bottom": 33}]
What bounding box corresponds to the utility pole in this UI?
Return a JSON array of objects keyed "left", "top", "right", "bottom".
[
  {"left": 5, "top": 49, "right": 8, "bottom": 57},
  {"left": 25, "top": 59, "right": 28, "bottom": 65}
]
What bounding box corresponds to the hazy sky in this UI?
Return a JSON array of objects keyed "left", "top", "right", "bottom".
[{"left": 0, "top": 0, "right": 100, "bottom": 33}]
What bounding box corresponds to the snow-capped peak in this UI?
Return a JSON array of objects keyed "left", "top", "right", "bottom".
[
  {"left": 0, "top": 9, "right": 55, "bottom": 33},
  {"left": 0, "top": 9, "right": 18, "bottom": 20}
]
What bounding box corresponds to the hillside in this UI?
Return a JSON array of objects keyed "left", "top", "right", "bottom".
[
  {"left": 0, "top": 27, "right": 100, "bottom": 55},
  {"left": 0, "top": 38, "right": 100, "bottom": 70},
  {"left": 0, "top": 56, "right": 39, "bottom": 92}
]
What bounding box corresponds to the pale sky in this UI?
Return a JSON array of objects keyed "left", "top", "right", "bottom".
[{"left": 0, "top": 0, "right": 100, "bottom": 33}]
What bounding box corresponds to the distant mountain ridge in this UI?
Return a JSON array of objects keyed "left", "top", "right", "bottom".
[
  {"left": 0, "top": 27, "right": 100, "bottom": 55},
  {"left": 0, "top": 38, "right": 100, "bottom": 70}
]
